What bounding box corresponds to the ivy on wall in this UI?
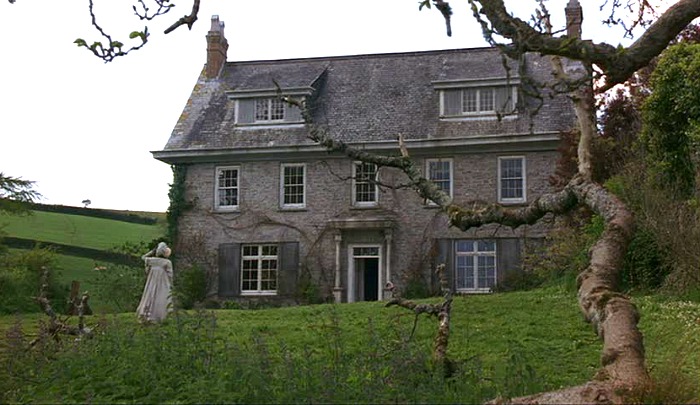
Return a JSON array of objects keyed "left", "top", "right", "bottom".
[{"left": 166, "top": 164, "right": 191, "bottom": 244}]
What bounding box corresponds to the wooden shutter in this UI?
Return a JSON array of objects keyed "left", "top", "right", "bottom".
[
  {"left": 218, "top": 243, "right": 241, "bottom": 297},
  {"left": 277, "top": 242, "right": 299, "bottom": 297},
  {"left": 496, "top": 238, "right": 521, "bottom": 284},
  {"left": 495, "top": 86, "right": 514, "bottom": 113},
  {"left": 435, "top": 238, "right": 455, "bottom": 291},
  {"left": 237, "top": 99, "right": 256, "bottom": 124},
  {"left": 442, "top": 90, "right": 462, "bottom": 116}
]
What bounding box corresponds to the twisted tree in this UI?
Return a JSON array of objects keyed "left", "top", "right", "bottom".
[{"left": 290, "top": 1, "right": 700, "bottom": 402}]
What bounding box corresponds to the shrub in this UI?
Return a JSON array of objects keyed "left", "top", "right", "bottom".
[
  {"left": 607, "top": 163, "right": 700, "bottom": 293},
  {"left": 524, "top": 209, "right": 602, "bottom": 290},
  {"left": 0, "top": 248, "right": 67, "bottom": 314},
  {"left": 91, "top": 263, "right": 144, "bottom": 313},
  {"left": 172, "top": 264, "right": 207, "bottom": 309},
  {"left": 621, "top": 227, "right": 671, "bottom": 291}
]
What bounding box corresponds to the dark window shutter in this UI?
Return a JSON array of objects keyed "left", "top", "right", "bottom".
[
  {"left": 495, "top": 86, "right": 514, "bottom": 113},
  {"left": 277, "top": 242, "right": 299, "bottom": 296},
  {"left": 284, "top": 100, "right": 303, "bottom": 122},
  {"left": 218, "top": 243, "right": 241, "bottom": 297},
  {"left": 436, "top": 238, "right": 455, "bottom": 291},
  {"left": 496, "top": 238, "right": 521, "bottom": 284},
  {"left": 443, "top": 90, "right": 462, "bottom": 116},
  {"left": 237, "top": 99, "right": 255, "bottom": 124}
]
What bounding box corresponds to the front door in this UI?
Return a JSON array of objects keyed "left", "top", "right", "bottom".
[{"left": 348, "top": 245, "right": 382, "bottom": 302}]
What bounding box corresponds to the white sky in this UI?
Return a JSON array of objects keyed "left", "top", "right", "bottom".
[{"left": 0, "top": 0, "right": 651, "bottom": 212}]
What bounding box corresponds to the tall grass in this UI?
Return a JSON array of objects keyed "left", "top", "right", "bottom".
[
  {"left": 1, "top": 287, "right": 697, "bottom": 403},
  {"left": 1, "top": 308, "right": 546, "bottom": 404}
]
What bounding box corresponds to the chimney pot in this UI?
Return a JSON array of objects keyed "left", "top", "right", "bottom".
[
  {"left": 565, "top": 0, "right": 583, "bottom": 39},
  {"left": 205, "top": 15, "right": 228, "bottom": 79}
]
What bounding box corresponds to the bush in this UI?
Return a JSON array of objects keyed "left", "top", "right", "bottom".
[
  {"left": 524, "top": 209, "right": 603, "bottom": 291},
  {"left": 0, "top": 248, "right": 68, "bottom": 314},
  {"left": 172, "top": 264, "right": 207, "bottom": 309},
  {"left": 91, "top": 263, "right": 144, "bottom": 313},
  {"left": 607, "top": 164, "right": 700, "bottom": 293},
  {"left": 621, "top": 227, "right": 671, "bottom": 291}
]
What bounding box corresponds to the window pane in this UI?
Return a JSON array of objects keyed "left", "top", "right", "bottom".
[
  {"left": 455, "top": 255, "right": 474, "bottom": 290},
  {"left": 217, "top": 169, "right": 238, "bottom": 207},
  {"left": 354, "top": 163, "right": 377, "bottom": 204},
  {"left": 479, "top": 88, "right": 495, "bottom": 112},
  {"left": 443, "top": 89, "right": 462, "bottom": 116},
  {"left": 477, "top": 256, "right": 496, "bottom": 289},
  {"left": 500, "top": 158, "right": 524, "bottom": 201},
  {"left": 283, "top": 165, "right": 305, "bottom": 206},
  {"left": 270, "top": 98, "right": 285, "bottom": 120},
  {"left": 455, "top": 240, "right": 497, "bottom": 291},
  {"left": 255, "top": 99, "right": 269, "bottom": 121},
  {"left": 262, "top": 245, "right": 277, "bottom": 256},
  {"left": 463, "top": 89, "right": 477, "bottom": 112},
  {"left": 456, "top": 241, "right": 474, "bottom": 253},
  {"left": 353, "top": 247, "right": 379, "bottom": 257},
  {"left": 241, "top": 244, "right": 278, "bottom": 292},
  {"left": 477, "top": 241, "right": 496, "bottom": 252},
  {"left": 428, "top": 160, "right": 451, "bottom": 196}
]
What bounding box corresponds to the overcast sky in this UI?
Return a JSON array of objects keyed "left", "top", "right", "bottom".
[{"left": 0, "top": 0, "right": 653, "bottom": 212}]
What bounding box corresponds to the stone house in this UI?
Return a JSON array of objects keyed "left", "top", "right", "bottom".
[{"left": 152, "top": 15, "right": 576, "bottom": 304}]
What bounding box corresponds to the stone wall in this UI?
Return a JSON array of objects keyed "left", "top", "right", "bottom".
[{"left": 177, "top": 149, "right": 559, "bottom": 302}]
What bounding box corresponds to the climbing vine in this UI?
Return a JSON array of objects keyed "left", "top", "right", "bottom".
[{"left": 166, "top": 164, "right": 191, "bottom": 245}]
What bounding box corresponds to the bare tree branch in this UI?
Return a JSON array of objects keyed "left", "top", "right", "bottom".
[
  {"left": 468, "top": 0, "right": 700, "bottom": 91},
  {"left": 164, "top": 0, "right": 201, "bottom": 34},
  {"left": 133, "top": 0, "right": 174, "bottom": 21},
  {"left": 74, "top": 0, "right": 150, "bottom": 63}
]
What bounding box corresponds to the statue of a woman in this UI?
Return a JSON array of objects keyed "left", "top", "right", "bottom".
[{"left": 136, "top": 242, "right": 173, "bottom": 323}]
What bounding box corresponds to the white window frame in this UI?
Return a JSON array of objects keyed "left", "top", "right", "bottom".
[
  {"left": 425, "top": 158, "right": 453, "bottom": 204},
  {"left": 254, "top": 97, "right": 286, "bottom": 123},
  {"left": 498, "top": 156, "right": 526, "bottom": 204},
  {"left": 240, "top": 244, "right": 278, "bottom": 295},
  {"left": 439, "top": 85, "right": 518, "bottom": 117},
  {"left": 455, "top": 240, "right": 497, "bottom": 293},
  {"left": 215, "top": 166, "right": 240, "bottom": 211},
  {"left": 352, "top": 161, "right": 379, "bottom": 207},
  {"left": 280, "top": 163, "right": 306, "bottom": 209}
]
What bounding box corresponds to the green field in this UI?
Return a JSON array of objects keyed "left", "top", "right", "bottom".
[
  {"left": 1, "top": 287, "right": 698, "bottom": 403},
  {"left": 0, "top": 210, "right": 164, "bottom": 250}
]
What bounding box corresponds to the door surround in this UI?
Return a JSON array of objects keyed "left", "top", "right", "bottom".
[{"left": 347, "top": 244, "right": 383, "bottom": 303}]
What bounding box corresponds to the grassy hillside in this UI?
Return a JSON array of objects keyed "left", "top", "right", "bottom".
[
  {"left": 1, "top": 287, "right": 698, "bottom": 403},
  {"left": 0, "top": 210, "right": 164, "bottom": 250}
]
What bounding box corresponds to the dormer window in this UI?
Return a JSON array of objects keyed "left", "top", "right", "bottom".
[
  {"left": 227, "top": 87, "right": 313, "bottom": 127},
  {"left": 433, "top": 78, "right": 519, "bottom": 119}
]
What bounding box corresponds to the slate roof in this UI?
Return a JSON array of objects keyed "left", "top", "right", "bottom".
[{"left": 159, "top": 47, "right": 574, "bottom": 157}]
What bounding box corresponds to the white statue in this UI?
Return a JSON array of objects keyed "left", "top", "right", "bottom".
[{"left": 136, "top": 242, "right": 173, "bottom": 323}]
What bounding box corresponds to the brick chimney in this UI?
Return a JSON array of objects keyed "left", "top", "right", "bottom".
[
  {"left": 565, "top": 0, "right": 583, "bottom": 38},
  {"left": 205, "top": 15, "right": 228, "bottom": 79}
]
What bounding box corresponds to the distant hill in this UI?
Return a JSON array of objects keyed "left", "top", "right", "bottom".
[
  {"left": 0, "top": 210, "right": 164, "bottom": 251},
  {"left": 28, "top": 203, "right": 164, "bottom": 225}
]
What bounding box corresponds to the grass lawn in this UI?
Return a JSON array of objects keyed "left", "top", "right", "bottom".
[
  {"left": 53, "top": 253, "right": 117, "bottom": 313},
  {"left": 0, "top": 210, "right": 164, "bottom": 250},
  {"left": 1, "top": 286, "right": 697, "bottom": 403},
  {"left": 0, "top": 287, "right": 700, "bottom": 403}
]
